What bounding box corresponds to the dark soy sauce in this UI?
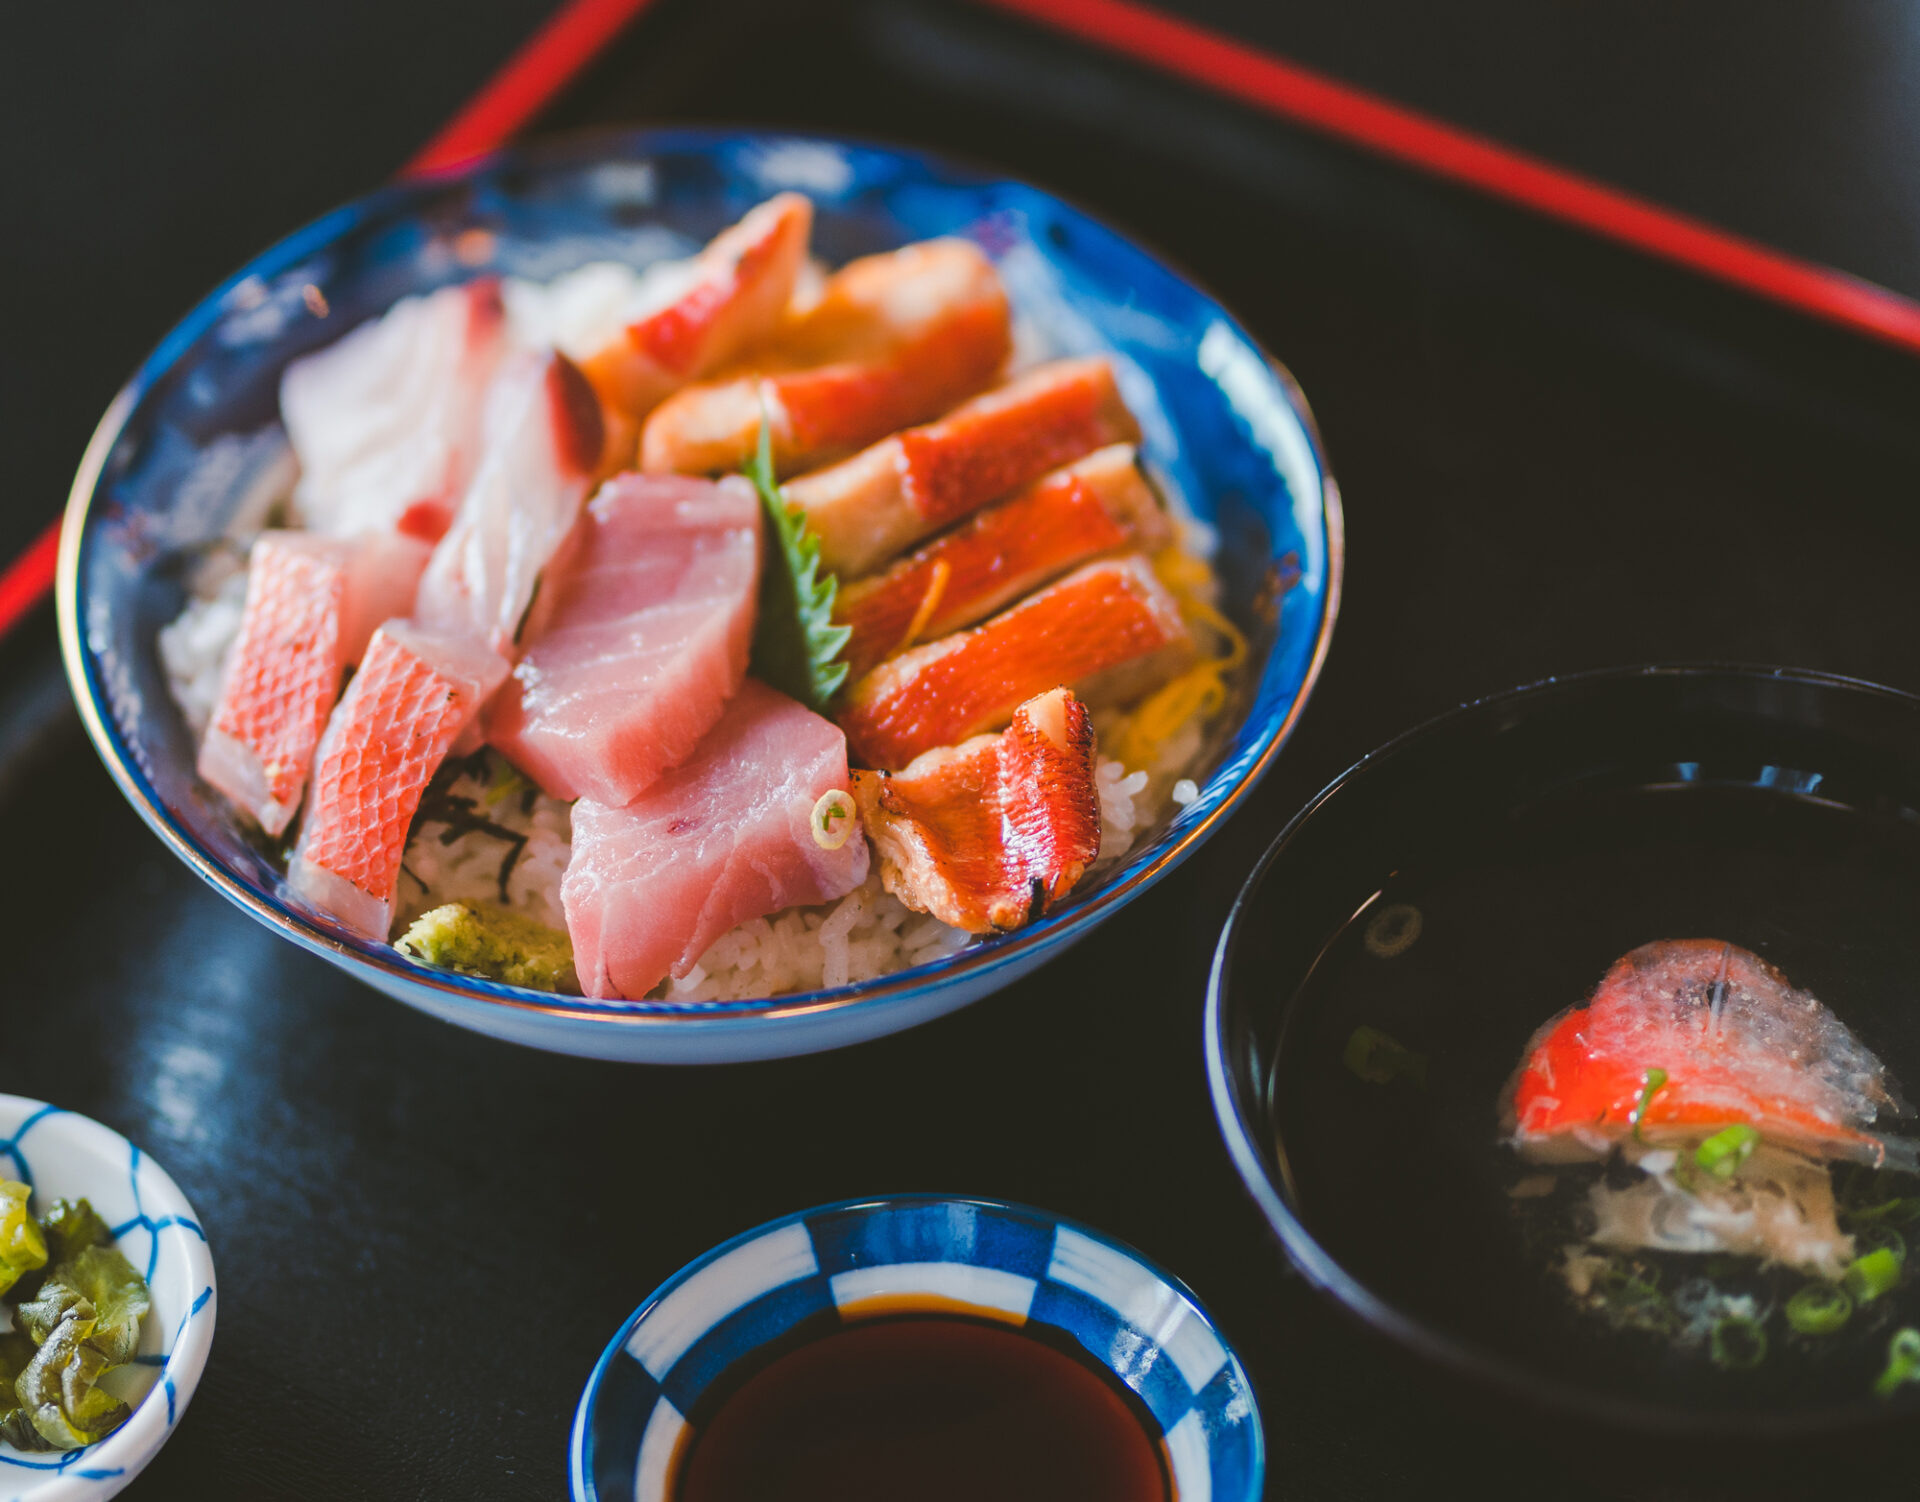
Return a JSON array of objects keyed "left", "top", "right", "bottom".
[
  {"left": 1273, "top": 785, "right": 1920, "bottom": 1417},
  {"left": 673, "top": 1315, "right": 1170, "bottom": 1502}
]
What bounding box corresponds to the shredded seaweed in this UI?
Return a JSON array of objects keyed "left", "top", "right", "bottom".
[
  {"left": 743, "top": 417, "right": 850, "bottom": 712},
  {"left": 416, "top": 764, "right": 530, "bottom": 906}
]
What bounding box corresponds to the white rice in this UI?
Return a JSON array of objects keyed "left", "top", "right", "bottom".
[{"left": 157, "top": 570, "right": 248, "bottom": 738}]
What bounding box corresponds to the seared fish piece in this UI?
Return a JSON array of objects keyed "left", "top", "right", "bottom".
[
  {"left": 638, "top": 239, "right": 1011, "bottom": 478},
  {"left": 787, "top": 356, "right": 1141, "bottom": 577},
  {"left": 853, "top": 688, "right": 1101, "bottom": 933},
  {"left": 838, "top": 555, "right": 1192, "bottom": 771},
  {"left": 834, "top": 445, "right": 1167, "bottom": 680}
]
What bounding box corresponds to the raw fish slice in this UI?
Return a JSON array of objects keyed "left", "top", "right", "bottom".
[
  {"left": 289, "top": 622, "right": 509, "bottom": 940},
  {"left": 281, "top": 278, "right": 505, "bottom": 542},
  {"left": 1505, "top": 940, "right": 1911, "bottom": 1166},
  {"left": 835, "top": 446, "right": 1168, "bottom": 679},
  {"left": 487, "top": 472, "right": 761, "bottom": 805},
  {"left": 838, "top": 555, "right": 1193, "bottom": 771},
  {"left": 853, "top": 688, "right": 1100, "bottom": 932},
  {"left": 639, "top": 239, "right": 1011, "bottom": 478},
  {"left": 788, "top": 357, "right": 1142, "bottom": 576},
  {"left": 198, "top": 530, "right": 429, "bottom": 835},
  {"left": 562, "top": 680, "right": 869, "bottom": 1000},
  {"left": 580, "top": 193, "right": 813, "bottom": 419},
  {"left": 415, "top": 349, "right": 606, "bottom": 658}
]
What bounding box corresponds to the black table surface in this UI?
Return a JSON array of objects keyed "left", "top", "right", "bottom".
[{"left": 7, "top": 2, "right": 1920, "bottom": 1497}]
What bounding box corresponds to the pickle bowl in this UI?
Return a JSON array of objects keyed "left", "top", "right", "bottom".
[
  {"left": 58, "top": 127, "right": 1341, "bottom": 1064},
  {"left": 0, "top": 1094, "right": 215, "bottom": 1502},
  {"left": 569, "top": 1193, "right": 1263, "bottom": 1501}
]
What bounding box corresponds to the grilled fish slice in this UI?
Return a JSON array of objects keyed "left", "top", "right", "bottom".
[
  {"left": 834, "top": 445, "right": 1168, "bottom": 680},
  {"left": 281, "top": 277, "right": 506, "bottom": 543},
  {"left": 415, "top": 349, "right": 605, "bottom": 659},
  {"left": 487, "top": 472, "right": 761, "bottom": 805},
  {"left": 788, "top": 357, "right": 1142, "bottom": 577},
  {"left": 289, "top": 622, "right": 509, "bottom": 940},
  {"left": 852, "top": 688, "right": 1100, "bottom": 932},
  {"left": 198, "top": 530, "right": 429, "bottom": 835},
  {"left": 838, "top": 554, "right": 1192, "bottom": 770},
  {"left": 638, "top": 239, "right": 1011, "bottom": 478},
  {"left": 562, "top": 680, "right": 870, "bottom": 1000},
  {"left": 579, "top": 193, "right": 813, "bottom": 421}
]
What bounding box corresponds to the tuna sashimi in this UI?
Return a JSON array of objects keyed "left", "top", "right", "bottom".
[
  {"left": 1505, "top": 940, "right": 1912, "bottom": 1167},
  {"left": 788, "top": 357, "right": 1142, "bottom": 577},
  {"left": 487, "top": 472, "right": 761, "bottom": 805},
  {"left": 853, "top": 688, "right": 1100, "bottom": 932},
  {"left": 198, "top": 530, "right": 430, "bottom": 835},
  {"left": 281, "top": 278, "right": 506, "bottom": 543},
  {"left": 638, "top": 239, "right": 1011, "bottom": 479},
  {"left": 838, "top": 555, "right": 1193, "bottom": 770},
  {"left": 415, "top": 349, "right": 606, "bottom": 658},
  {"left": 580, "top": 193, "right": 813, "bottom": 419},
  {"left": 562, "top": 680, "right": 870, "bottom": 1000},
  {"left": 289, "top": 622, "right": 509, "bottom": 940},
  {"left": 834, "top": 445, "right": 1167, "bottom": 680}
]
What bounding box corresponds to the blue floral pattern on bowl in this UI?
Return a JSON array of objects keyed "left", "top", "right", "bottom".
[
  {"left": 0, "top": 1096, "right": 216, "bottom": 1502},
  {"left": 571, "top": 1195, "right": 1262, "bottom": 1501},
  {"left": 59, "top": 129, "right": 1341, "bottom": 1063}
]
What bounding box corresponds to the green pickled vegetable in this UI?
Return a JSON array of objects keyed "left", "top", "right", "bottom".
[
  {"left": 395, "top": 902, "right": 576, "bottom": 991},
  {"left": 57, "top": 1248, "right": 149, "bottom": 1367},
  {"left": 1343, "top": 1026, "right": 1428, "bottom": 1087},
  {"left": 1785, "top": 1283, "right": 1853, "bottom": 1336},
  {"left": 37, "top": 1200, "right": 110, "bottom": 1266},
  {"left": 1694, "top": 1124, "right": 1760, "bottom": 1180},
  {"left": 12, "top": 1313, "right": 129, "bottom": 1451},
  {"left": 1844, "top": 1246, "right": 1905, "bottom": 1304},
  {"left": 0, "top": 1183, "right": 47, "bottom": 1299}
]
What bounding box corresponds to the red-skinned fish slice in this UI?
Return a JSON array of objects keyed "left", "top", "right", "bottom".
[
  {"left": 198, "top": 530, "right": 430, "bottom": 835},
  {"left": 280, "top": 278, "right": 506, "bottom": 544},
  {"left": 638, "top": 239, "right": 1012, "bottom": 478},
  {"left": 788, "top": 357, "right": 1142, "bottom": 577},
  {"left": 579, "top": 193, "right": 813, "bottom": 420},
  {"left": 838, "top": 554, "right": 1193, "bottom": 771},
  {"left": 834, "top": 445, "right": 1168, "bottom": 680},
  {"left": 1505, "top": 939, "right": 1910, "bottom": 1166},
  {"left": 289, "top": 621, "right": 509, "bottom": 941},
  {"left": 852, "top": 687, "right": 1101, "bottom": 932}
]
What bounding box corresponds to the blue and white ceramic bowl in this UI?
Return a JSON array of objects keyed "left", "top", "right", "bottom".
[
  {"left": 59, "top": 128, "right": 1341, "bottom": 1063},
  {"left": 0, "top": 1095, "right": 215, "bottom": 1502},
  {"left": 570, "top": 1195, "right": 1262, "bottom": 1501}
]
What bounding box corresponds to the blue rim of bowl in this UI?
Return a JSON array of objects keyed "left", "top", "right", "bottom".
[
  {"left": 1202, "top": 661, "right": 1920, "bottom": 1435},
  {"left": 57, "top": 126, "right": 1343, "bottom": 1034},
  {"left": 568, "top": 1191, "right": 1265, "bottom": 1500}
]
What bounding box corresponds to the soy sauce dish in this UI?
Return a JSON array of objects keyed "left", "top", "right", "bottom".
[
  {"left": 1207, "top": 666, "right": 1920, "bottom": 1434},
  {"left": 0, "top": 1096, "right": 214, "bottom": 1502},
  {"left": 570, "top": 1195, "right": 1262, "bottom": 1501}
]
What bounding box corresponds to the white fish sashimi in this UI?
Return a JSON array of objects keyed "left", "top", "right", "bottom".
[{"left": 280, "top": 278, "right": 506, "bottom": 542}]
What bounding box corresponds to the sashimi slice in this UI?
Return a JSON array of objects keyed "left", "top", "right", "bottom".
[
  {"left": 788, "top": 357, "right": 1142, "bottom": 576},
  {"left": 638, "top": 239, "right": 1011, "bottom": 478},
  {"left": 415, "top": 349, "right": 606, "bottom": 658},
  {"left": 289, "top": 622, "right": 509, "bottom": 940},
  {"left": 834, "top": 445, "right": 1168, "bottom": 680},
  {"left": 852, "top": 688, "right": 1100, "bottom": 932},
  {"left": 281, "top": 278, "right": 505, "bottom": 542},
  {"left": 487, "top": 472, "right": 760, "bottom": 805},
  {"left": 1505, "top": 940, "right": 1910, "bottom": 1166},
  {"left": 838, "top": 555, "right": 1193, "bottom": 771},
  {"left": 198, "top": 530, "right": 429, "bottom": 835},
  {"left": 562, "top": 680, "right": 870, "bottom": 1000},
  {"left": 580, "top": 193, "right": 813, "bottom": 419}
]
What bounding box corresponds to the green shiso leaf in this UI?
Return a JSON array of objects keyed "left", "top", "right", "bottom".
[{"left": 743, "top": 417, "right": 851, "bottom": 713}]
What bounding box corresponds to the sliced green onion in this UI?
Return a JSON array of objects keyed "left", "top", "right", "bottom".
[
  {"left": 1629, "top": 1067, "right": 1669, "bottom": 1141},
  {"left": 1342, "top": 1026, "right": 1428, "bottom": 1087},
  {"left": 1786, "top": 1283, "right": 1853, "bottom": 1336},
  {"left": 1844, "top": 1246, "right": 1905, "bottom": 1304},
  {"left": 1873, "top": 1328, "right": 1920, "bottom": 1398},
  {"left": 1710, "top": 1315, "right": 1768, "bottom": 1371},
  {"left": 810, "top": 789, "right": 857, "bottom": 851},
  {"left": 1694, "top": 1123, "right": 1760, "bottom": 1179},
  {"left": 1362, "top": 903, "right": 1423, "bottom": 959}
]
